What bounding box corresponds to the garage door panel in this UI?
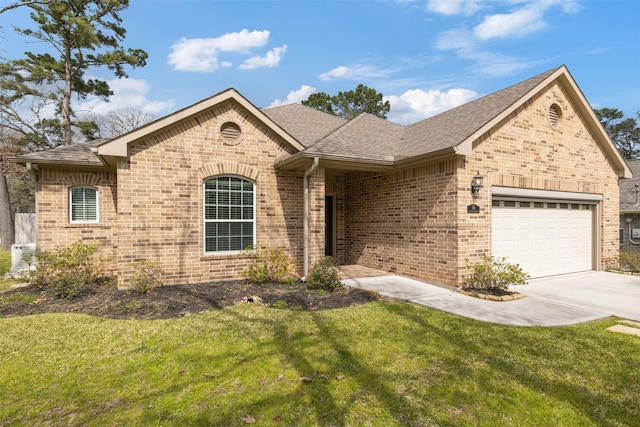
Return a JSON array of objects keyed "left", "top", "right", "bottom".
[{"left": 492, "top": 203, "right": 593, "bottom": 278}]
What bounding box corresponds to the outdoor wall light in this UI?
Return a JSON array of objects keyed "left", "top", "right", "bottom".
[{"left": 471, "top": 171, "right": 484, "bottom": 199}]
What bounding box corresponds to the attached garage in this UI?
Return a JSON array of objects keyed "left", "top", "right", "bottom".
[{"left": 491, "top": 187, "right": 601, "bottom": 278}]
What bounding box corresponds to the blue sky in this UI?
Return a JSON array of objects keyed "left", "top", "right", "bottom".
[{"left": 1, "top": 0, "right": 639, "bottom": 124}]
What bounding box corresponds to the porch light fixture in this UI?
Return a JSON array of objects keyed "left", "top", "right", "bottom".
[{"left": 471, "top": 171, "right": 484, "bottom": 199}]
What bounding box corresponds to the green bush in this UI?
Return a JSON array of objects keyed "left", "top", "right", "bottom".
[
  {"left": 23, "top": 240, "right": 106, "bottom": 299},
  {"left": 465, "top": 255, "right": 529, "bottom": 291},
  {"left": 242, "top": 245, "right": 295, "bottom": 284},
  {"left": 131, "top": 259, "right": 164, "bottom": 294},
  {"left": 305, "top": 256, "right": 343, "bottom": 292},
  {"left": 619, "top": 251, "right": 640, "bottom": 272}
]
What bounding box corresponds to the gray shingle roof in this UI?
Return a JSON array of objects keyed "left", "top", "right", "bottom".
[
  {"left": 10, "top": 66, "right": 578, "bottom": 168},
  {"left": 11, "top": 139, "right": 108, "bottom": 167},
  {"left": 620, "top": 160, "right": 640, "bottom": 212},
  {"left": 267, "top": 66, "right": 561, "bottom": 162},
  {"left": 400, "top": 66, "right": 560, "bottom": 157},
  {"left": 262, "top": 103, "right": 345, "bottom": 148},
  {"left": 304, "top": 113, "right": 404, "bottom": 161}
]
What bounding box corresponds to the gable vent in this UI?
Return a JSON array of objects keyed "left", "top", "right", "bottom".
[
  {"left": 548, "top": 103, "right": 562, "bottom": 128},
  {"left": 220, "top": 122, "right": 242, "bottom": 141}
]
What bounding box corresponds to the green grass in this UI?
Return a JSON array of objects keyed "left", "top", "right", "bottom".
[
  {"left": 0, "top": 249, "right": 25, "bottom": 292},
  {"left": 0, "top": 249, "right": 11, "bottom": 276},
  {"left": 1, "top": 301, "right": 639, "bottom": 426}
]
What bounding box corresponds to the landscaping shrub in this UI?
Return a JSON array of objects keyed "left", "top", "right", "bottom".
[
  {"left": 131, "top": 259, "right": 164, "bottom": 294},
  {"left": 242, "top": 245, "right": 295, "bottom": 284},
  {"left": 619, "top": 251, "right": 640, "bottom": 272},
  {"left": 465, "top": 255, "right": 529, "bottom": 291},
  {"left": 305, "top": 256, "right": 343, "bottom": 292},
  {"left": 23, "top": 241, "right": 106, "bottom": 299}
]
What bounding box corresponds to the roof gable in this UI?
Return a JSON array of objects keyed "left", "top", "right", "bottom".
[
  {"left": 401, "top": 67, "right": 560, "bottom": 157},
  {"left": 277, "top": 65, "right": 629, "bottom": 178},
  {"left": 96, "top": 88, "right": 306, "bottom": 162}
]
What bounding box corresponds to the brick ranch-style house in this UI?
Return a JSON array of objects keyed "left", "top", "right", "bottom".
[{"left": 13, "top": 65, "right": 631, "bottom": 288}]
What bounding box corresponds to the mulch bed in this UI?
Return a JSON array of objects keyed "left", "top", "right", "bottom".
[{"left": 0, "top": 280, "right": 380, "bottom": 320}]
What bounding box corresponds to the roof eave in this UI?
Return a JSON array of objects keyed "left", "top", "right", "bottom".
[
  {"left": 11, "top": 157, "right": 106, "bottom": 169},
  {"left": 275, "top": 151, "right": 395, "bottom": 172}
]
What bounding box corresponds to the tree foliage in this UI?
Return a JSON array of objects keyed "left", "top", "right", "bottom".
[
  {"left": 0, "top": 0, "right": 148, "bottom": 146},
  {"left": 595, "top": 108, "right": 640, "bottom": 159},
  {"left": 302, "top": 84, "right": 390, "bottom": 120}
]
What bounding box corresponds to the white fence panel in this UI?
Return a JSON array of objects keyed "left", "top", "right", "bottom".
[{"left": 15, "top": 213, "right": 36, "bottom": 244}]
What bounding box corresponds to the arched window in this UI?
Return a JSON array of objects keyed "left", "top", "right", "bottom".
[
  {"left": 204, "top": 176, "right": 255, "bottom": 253},
  {"left": 70, "top": 187, "right": 98, "bottom": 223}
]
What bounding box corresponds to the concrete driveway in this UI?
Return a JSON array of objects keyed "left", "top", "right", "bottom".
[{"left": 343, "top": 271, "right": 640, "bottom": 326}]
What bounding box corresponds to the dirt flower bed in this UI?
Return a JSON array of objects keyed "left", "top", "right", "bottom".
[{"left": 0, "top": 280, "right": 380, "bottom": 320}]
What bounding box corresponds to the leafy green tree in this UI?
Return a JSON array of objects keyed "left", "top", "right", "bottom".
[
  {"left": 302, "top": 84, "right": 390, "bottom": 120},
  {"left": 595, "top": 108, "right": 640, "bottom": 159},
  {"left": 0, "top": 0, "right": 148, "bottom": 146}
]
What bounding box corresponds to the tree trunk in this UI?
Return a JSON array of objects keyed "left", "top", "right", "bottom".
[
  {"left": 0, "top": 163, "right": 15, "bottom": 250},
  {"left": 63, "top": 44, "right": 73, "bottom": 145}
]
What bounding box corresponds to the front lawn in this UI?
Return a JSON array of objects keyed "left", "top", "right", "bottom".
[
  {"left": 1, "top": 301, "right": 638, "bottom": 426},
  {"left": 0, "top": 249, "right": 18, "bottom": 292}
]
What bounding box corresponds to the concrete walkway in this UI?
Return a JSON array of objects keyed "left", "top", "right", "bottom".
[{"left": 343, "top": 271, "right": 640, "bottom": 327}]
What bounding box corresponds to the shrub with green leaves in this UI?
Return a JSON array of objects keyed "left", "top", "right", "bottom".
[
  {"left": 619, "top": 251, "right": 640, "bottom": 272},
  {"left": 23, "top": 240, "right": 106, "bottom": 299},
  {"left": 131, "top": 259, "right": 164, "bottom": 294},
  {"left": 465, "top": 255, "right": 529, "bottom": 291},
  {"left": 242, "top": 245, "right": 295, "bottom": 284},
  {"left": 305, "top": 256, "right": 343, "bottom": 292}
]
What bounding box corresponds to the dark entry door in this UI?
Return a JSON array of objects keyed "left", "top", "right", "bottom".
[{"left": 325, "top": 195, "right": 333, "bottom": 256}]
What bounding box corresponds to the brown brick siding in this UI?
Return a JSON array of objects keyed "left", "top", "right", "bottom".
[
  {"left": 341, "top": 159, "right": 459, "bottom": 285},
  {"left": 462, "top": 81, "right": 620, "bottom": 281},
  {"left": 33, "top": 83, "right": 621, "bottom": 288},
  {"left": 113, "top": 101, "right": 307, "bottom": 286},
  {"left": 35, "top": 168, "right": 118, "bottom": 274}
]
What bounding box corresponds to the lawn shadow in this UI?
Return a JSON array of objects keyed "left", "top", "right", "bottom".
[{"left": 377, "top": 302, "right": 640, "bottom": 425}]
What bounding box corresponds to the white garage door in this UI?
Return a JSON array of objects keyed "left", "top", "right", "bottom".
[{"left": 492, "top": 200, "right": 593, "bottom": 278}]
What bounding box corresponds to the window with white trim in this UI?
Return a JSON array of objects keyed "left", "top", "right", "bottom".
[
  {"left": 70, "top": 187, "right": 98, "bottom": 223},
  {"left": 204, "top": 176, "right": 255, "bottom": 253}
]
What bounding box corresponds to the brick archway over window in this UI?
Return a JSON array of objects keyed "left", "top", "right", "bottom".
[
  {"left": 63, "top": 172, "right": 103, "bottom": 187},
  {"left": 197, "top": 163, "right": 260, "bottom": 181}
]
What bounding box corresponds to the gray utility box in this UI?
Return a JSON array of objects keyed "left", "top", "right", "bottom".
[{"left": 10, "top": 243, "right": 36, "bottom": 273}]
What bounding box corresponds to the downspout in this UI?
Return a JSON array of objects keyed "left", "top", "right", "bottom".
[{"left": 303, "top": 157, "right": 320, "bottom": 277}]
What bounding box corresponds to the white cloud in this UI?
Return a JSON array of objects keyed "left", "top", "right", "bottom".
[
  {"left": 239, "top": 45, "right": 288, "bottom": 70},
  {"left": 269, "top": 85, "right": 317, "bottom": 107},
  {"left": 75, "top": 78, "right": 174, "bottom": 116},
  {"left": 319, "top": 66, "right": 351, "bottom": 81},
  {"left": 168, "top": 29, "right": 271, "bottom": 72},
  {"left": 386, "top": 87, "right": 478, "bottom": 124},
  {"left": 426, "top": 0, "right": 482, "bottom": 16},
  {"left": 319, "top": 64, "right": 393, "bottom": 81},
  {"left": 473, "top": 0, "right": 580, "bottom": 40},
  {"left": 474, "top": 7, "right": 545, "bottom": 40}
]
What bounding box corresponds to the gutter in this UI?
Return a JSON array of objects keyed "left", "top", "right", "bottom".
[{"left": 303, "top": 157, "right": 319, "bottom": 277}]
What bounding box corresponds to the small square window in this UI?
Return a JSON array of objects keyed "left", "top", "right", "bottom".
[{"left": 70, "top": 187, "right": 98, "bottom": 223}]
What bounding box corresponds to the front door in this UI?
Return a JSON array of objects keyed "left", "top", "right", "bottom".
[{"left": 325, "top": 195, "right": 334, "bottom": 256}]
